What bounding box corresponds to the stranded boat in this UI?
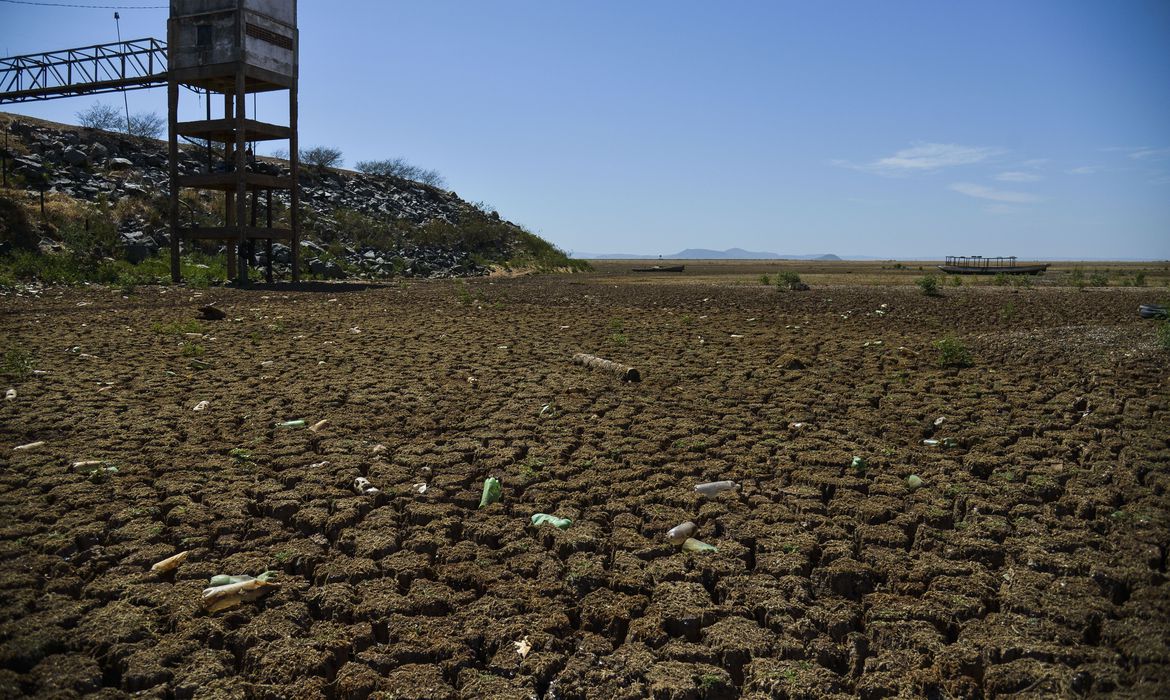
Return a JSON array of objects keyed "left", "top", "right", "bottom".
[
  {"left": 632, "top": 264, "right": 686, "bottom": 272},
  {"left": 938, "top": 256, "right": 1048, "bottom": 275}
]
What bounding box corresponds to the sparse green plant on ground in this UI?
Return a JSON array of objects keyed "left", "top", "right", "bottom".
[
  {"left": 1089, "top": 271, "right": 1109, "bottom": 287},
  {"left": 1, "top": 348, "right": 36, "bottom": 379},
  {"left": 999, "top": 302, "right": 1017, "bottom": 321},
  {"left": 180, "top": 341, "right": 204, "bottom": 358},
  {"left": 1123, "top": 272, "right": 1146, "bottom": 287},
  {"left": 993, "top": 272, "right": 1010, "bottom": 286},
  {"left": 759, "top": 273, "right": 772, "bottom": 286},
  {"left": 699, "top": 674, "right": 725, "bottom": 690},
  {"left": 454, "top": 280, "right": 474, "bottom": 305},
  {"left": 152, "top": 319, "right": 203, "bottom": 335},
  {"left": 1069, "top": 267, "right": 1086, "bottom": 289},
  {"left": 1157, "top": 321, "right": 1170, "bottom": 352},
  {"left": 949, "top": 275, "right": 962, "bottom": 287},
  {"left": 1010, "top": 275, "right": 1032, "bottom": 288},
  {"left": 936, "top": 336, "right": 973, "bottom": 368},
  {"left": 916, "top": 274, "right": 941, "bottom": 296}
]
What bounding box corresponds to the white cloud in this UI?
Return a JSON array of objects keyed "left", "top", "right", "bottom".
[
  {"left": 1130, "top": 147, "right": 1170, "bottom": 161},
  {"left": 949, "top": 182, "right": 1039, "bottom": 203},
  {"left": 837, "top": 142, "right": 1004, "bottom": 175},
  {"left": 1067, "top": 166, "right": 1097, "bottom": 175},
  {"left": 995, "top": 171, "right": 1041, "bottom": 182}
]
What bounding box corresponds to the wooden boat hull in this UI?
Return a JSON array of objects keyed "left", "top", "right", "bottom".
[{"left": 937, "top": 264, "right": 1048, "bottom": 275}]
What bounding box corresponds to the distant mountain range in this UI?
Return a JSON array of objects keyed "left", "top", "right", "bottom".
[
  {"left": 572, "top": 249, "right": 1167, "bottom": 262},
  {"left": 574, "top": 248, "right": 874, "bottom": 260}
]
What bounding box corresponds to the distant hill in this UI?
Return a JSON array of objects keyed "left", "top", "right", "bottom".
[{"left": 578, "top": 248, "right": 873, "bottom": 260}]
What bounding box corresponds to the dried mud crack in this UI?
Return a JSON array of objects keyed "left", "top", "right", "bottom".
[{"left": 1, "top": 274, "right": 1168, "bottom": 699}]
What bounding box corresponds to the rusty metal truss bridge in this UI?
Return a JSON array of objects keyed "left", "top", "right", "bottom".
[{"left": 0, "top": 38, "right": 167, "bottom": 104}]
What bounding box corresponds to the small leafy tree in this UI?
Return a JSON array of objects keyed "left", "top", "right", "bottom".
[
  {"left": 355, "top": 157, "right": 446, "bottom": 187},
  {"left": 300, "top": 146, "right": 344, "bottom": 170},
  {"left": 77, "top": 102, "right": 123, "bottom": 131},
  {"left": 127, "top": 112, "right": 164, "bottom": 139}
]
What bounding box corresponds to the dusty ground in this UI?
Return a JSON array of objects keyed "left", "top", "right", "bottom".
[{"left": 1, "top": 264, "right": 1168, "bottom": 699}]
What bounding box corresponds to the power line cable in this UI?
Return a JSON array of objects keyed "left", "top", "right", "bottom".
[{"left": 0, "top": 0, "right": 165, "bottom": 9}]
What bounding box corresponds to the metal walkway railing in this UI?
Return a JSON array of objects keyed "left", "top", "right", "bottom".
[{"left": 0, "top": 38, "right": 166, "bottom": 104}]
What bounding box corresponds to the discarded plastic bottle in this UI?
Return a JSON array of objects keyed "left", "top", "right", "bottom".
[
  {"left": 694, "top": 481, "right": 737, "bottom": 497},
  {"left": 667, "top": 521, "right": 697, "bottom": 545},
  {"left": 479, "top": 477, "right": 502, "bottom": 508},
  {"left": 530, "top": 513, "right": 572, "bottom": 529},
  {"left": 907, "top": 474, "right": 924, "bottom": 491},
  {"left": 209, "top": 571, "right": 276, "bottom": 587},
  {"left": 682, "top": 537, "right": 718, "bottom": 553},
  {"left": 850, "top": 456, "right": 867, "bottom": 471},
  {"left": 353, "top": 477, "right": 379, "bottom": 495},
  {"left": 150, "top": 550, "right": 189, "bottom": 573},
  {"left": 276, "top": 419, "right": 306, "bottom": 429}
]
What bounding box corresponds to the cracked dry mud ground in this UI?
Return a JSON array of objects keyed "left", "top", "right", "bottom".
[{"left": 1, "top": 274, "right": 1168, "bottom": 699}]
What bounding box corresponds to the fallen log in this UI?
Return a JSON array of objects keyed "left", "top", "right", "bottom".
[{"left": 572, "top": 353, "right": 641, "bottom": 382}]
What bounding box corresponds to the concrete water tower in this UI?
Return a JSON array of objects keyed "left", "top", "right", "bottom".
[{"left": 166, "top": 0, "right": 300, "bottom": 284}]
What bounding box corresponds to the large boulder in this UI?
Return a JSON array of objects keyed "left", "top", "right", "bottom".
[
  {"left": 308, "top": 258, "right": 345, "bottom": 279},
  {"left": 62, "top": 146, "right": 88, "bottom": 167}
]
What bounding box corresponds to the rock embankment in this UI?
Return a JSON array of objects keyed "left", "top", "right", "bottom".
[{"left": 1, "top": 116, "right": 528, "bottom": 278}]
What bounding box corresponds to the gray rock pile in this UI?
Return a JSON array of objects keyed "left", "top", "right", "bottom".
[{"left": 2, "top": 118, "right": 515, "bottom": 279}]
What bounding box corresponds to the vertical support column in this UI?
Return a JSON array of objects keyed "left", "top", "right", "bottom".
[
  {"left": 223, "top": 91, "right": 236, "bottom": 282},
  {"left": 167, "top": 79, "right": 181, "bottom": 283},
  {"left": 265, "top": 189, "right": 274, "bottom": 284},
  {"left": 289, "top": 77, "right": 300, "bottom": 282},
  {"left": 234, "top": 67, "right": 248, "bottom": 286}
]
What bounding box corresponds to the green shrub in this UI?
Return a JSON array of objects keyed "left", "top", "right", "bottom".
[
  {"left": 916, "top": 274, "right": 941, "bottom": 296},
  {"left": 1, "top": 348, "right": 36, "bottom": 379},
  {"left": 936, "top": 336, "right": 973, "bottom": 368},
  {"left": 1158, "top": 321, "right": 1170, "bottom": 352},
  {"left": 993, "top": 272, "right": 1010, "bottom": 286},
  {"left": 759, "top": 273, "right": 772, "bottom": 286},
  {"left": 949, "top": 275, "right": 962, "bottom": 287},
  {"left": 1068, "top": 267, "right": 1086, "bottom": 289},
  {"left": 1089, "top": 271, "right": 1109, "bottom": 287},
  {"left": 777, "top": 271, "right": 805, "bottom": 291}
]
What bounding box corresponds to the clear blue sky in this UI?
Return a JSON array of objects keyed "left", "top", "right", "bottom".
[{"left": 3, "top": 1, "right": 1168, "bottom": 258}]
